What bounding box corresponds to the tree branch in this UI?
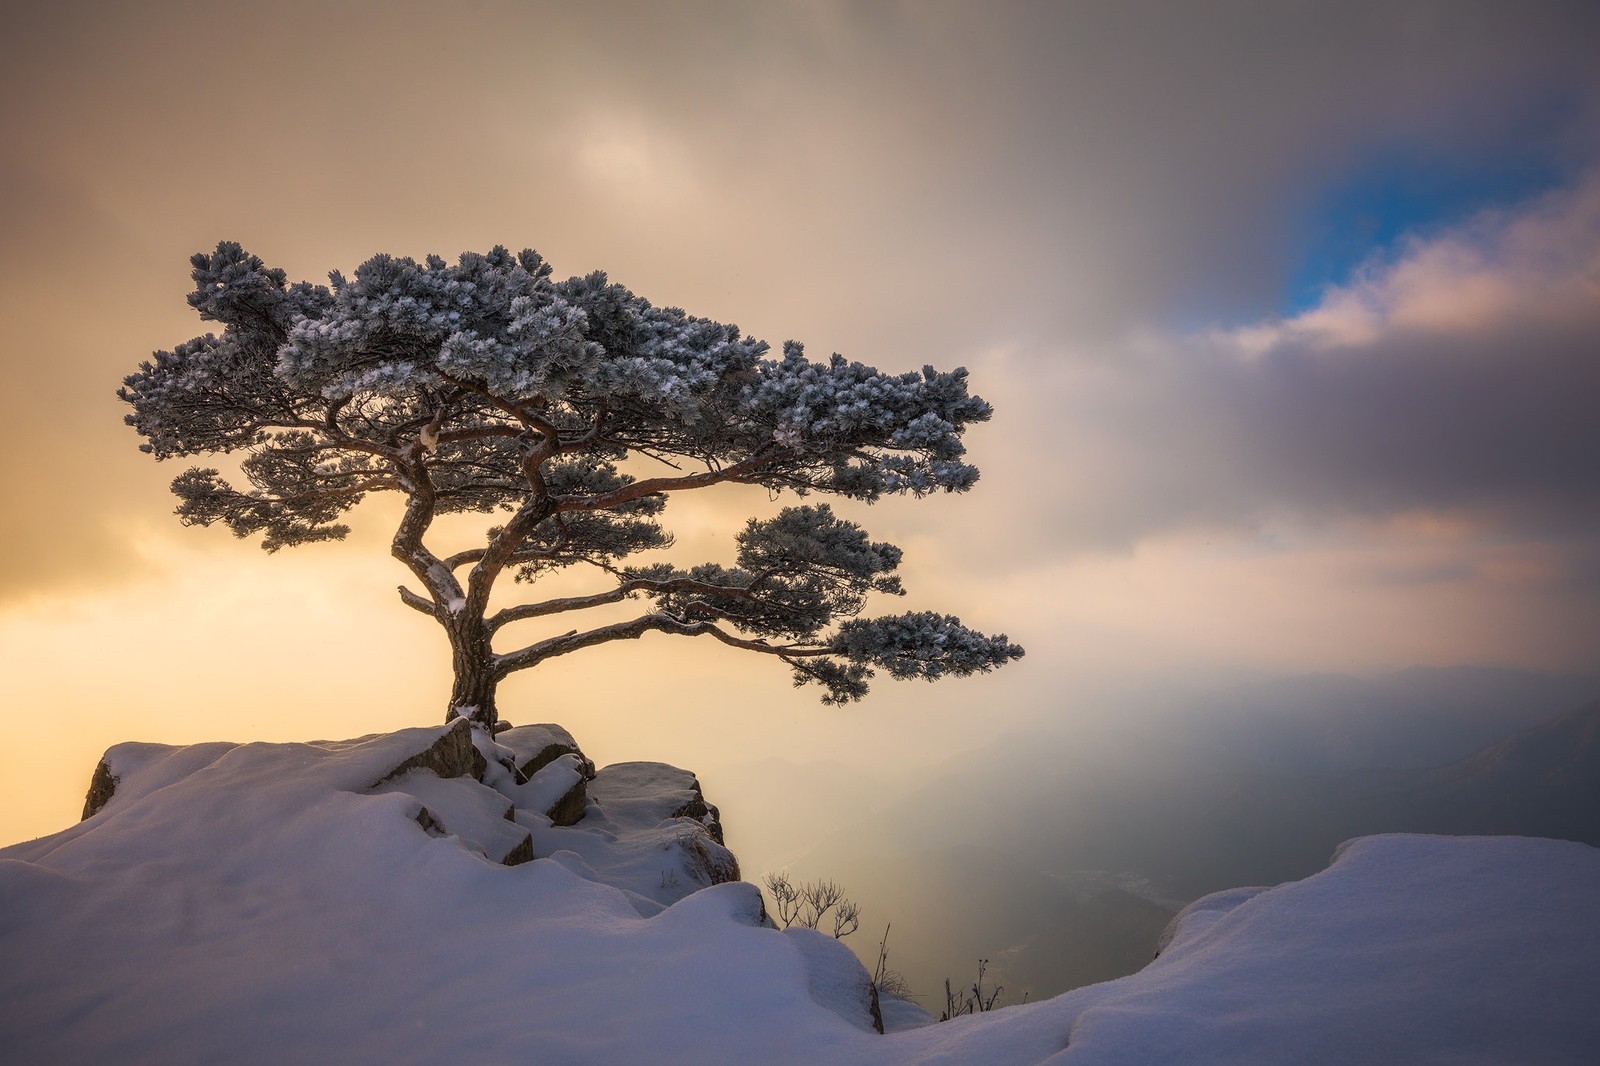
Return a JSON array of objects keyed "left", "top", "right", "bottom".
[
  {"left": 264, "top": 416, "right": 403, "bottom": 461},
  {"left": 275, "top": 477, "right": 400, "bottom": 501},
  {"left": 555, "top": 452, "right": 780, "bottom": 513},
  {"left": 389, "top": 458, "right": 458, "bottom": 602},
  {"left": 398, "top": 585, "right": 436, "bottom": 616},
  {"left": 437, "top": 371, "right": 561, "bottom": 440},
  {"left": 464, "top": 493, "right": 555, "bottom": 612},
  {"left": 493, "top": 612, "right": 828, "bottom": 677},
  {"left": 485, "top": 573, "right": 768, "bottom": 634},
  {"left": 487, "top": 587, "right": 631, "bottom": 633}
]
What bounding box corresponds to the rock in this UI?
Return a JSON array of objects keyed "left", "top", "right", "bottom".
[
  {"left": 375, "top": 769, "right": 533, "bottom": 867},
  {"left": 514, "top": 754, "right": 589, "bottom": 827},
  {"left": 681, "top": 825, "right": 741, "bottom": 886},
  {"left": 79, "top": 741, "right": 236, "bottom": 821},
  {"left": 497, "top": 724, "right": 596, "bottom": 783},
  {"left": 589, "top": 761, "right": 727, "bottom": 844},
  {"left": 81, "top": 761, "right": 118, "bottom": 821},
  {"left": 546, "top": 777, "right": 587, "bottom": 827},
  {"left": 520, "top": 753, "right": 743, "bottom": 908},
  {"left": 370, "top": 717, "right": 485, "bottom": 787},
  {"left": 500, "top": 834, "right": 534, "bottom": 867},
  {"left": 684, "top": 797, "right": 725, "bottom": 847}
]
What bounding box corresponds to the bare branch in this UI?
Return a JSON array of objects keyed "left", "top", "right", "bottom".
[
  {"left": 485, "top": 572, "right": 770, "bottom": 634},
  {"left": 444, "top": 548, "right": 488, "bottom": 570},
  {"left": 493, "top": 613, "right": 827, "bottom": 677},
  {"left": 388, "top": 459, "right": 457, "bottom": 600},
  {"left": 486, "top": 587, "right": 631, "bottom": 633},
  {"left": 398, "top": 585, "right": 436, "bottom": 616}
]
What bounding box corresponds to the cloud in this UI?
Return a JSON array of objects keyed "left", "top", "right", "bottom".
[{"left": 1014, "top": 173, "right": 1600, "bottom": 553}]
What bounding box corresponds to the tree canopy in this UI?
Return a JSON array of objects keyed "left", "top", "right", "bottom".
[{"left": 121, "top": 243, "right": 1023, "bottom": 727}]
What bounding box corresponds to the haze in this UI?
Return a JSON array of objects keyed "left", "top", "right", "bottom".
[{"left": 3, "top": 0, "right": 1598, "bottom": 956}]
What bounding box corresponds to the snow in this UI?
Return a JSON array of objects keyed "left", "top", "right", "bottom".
[
  {"left": 785, "top": 926, "right": 881, "bottom": 1033},
  {"left": 510, "top": 752, "right": 584, "bottom": 811},
  {"left": 495, "top": 722, "right": 586, "bottom": 776},
  {"left": 586, "top": 760, "right": 708, "bottom": 828},
  {"left": 370, "top": 769, "right": 529, "bottom": 864},
  {"left": 2, "top": 726, "right": 1597, "bottom": 1064},
  {"left": 521, "top": 758, "right": 739, "bottom": 913},
  {"left": 877, "top": 993, "right": 937, "bottom": 1033},
  {"left": 424, "top": 561, "right": 459, "bottom": 598}
]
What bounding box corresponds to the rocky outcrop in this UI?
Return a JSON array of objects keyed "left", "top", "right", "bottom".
[
  {"left": 74, "top": 717, "right": 732, "bottom": 888},
  {"left": 375, "top": 768, "right": 533, "bottom": 867},
  {"left": 589, "top": 761, "right": 727, "bottom": 845},
  {"left": 514, "top": 753, "right": 743, "bottom": 908},
  {"left": 682, "top": 824, "right": 741, "bottom": 886},
  {"left": 544, "top": 779, "right": 587, "bottom": 827},
  {"left": 81, "top": 721, "right": 489, "bottom": 824},
  {"left": 498, "top": 724, "right": 596, "bottom": 783},
  {"left": 370, "top": 717, "right": 485, "bottom": 786},
  {"left": 673, "top": 791, "right": 726, "bottom": 847},
  {"left": 81, "top": 761, "right": 118, "bottom": 820},
  {"left": 516, "top": 753, "right": 589, "bottom": 826}
]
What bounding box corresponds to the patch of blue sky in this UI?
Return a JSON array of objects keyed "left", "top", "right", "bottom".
[{"left": 1280, "top": 149, "right": 1570, "bottom": 317}]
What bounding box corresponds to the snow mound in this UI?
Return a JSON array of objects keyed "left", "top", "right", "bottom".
[
  {"left": 2, "top": 724, "right": 1597, "bottom": 1065},
  {"left": 371, "top": 769, "right": 532, "bottom": 866},
  {"left": 785, "top": 926, "right": 881, "bottom": 1033}
]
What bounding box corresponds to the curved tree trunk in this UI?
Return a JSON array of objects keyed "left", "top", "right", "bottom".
[{"left": 445, "top": 614, "right": 499, "bottom": 729}]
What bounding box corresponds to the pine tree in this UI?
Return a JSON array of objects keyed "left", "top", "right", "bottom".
[{"left": 121, "top": 243, "right": 1023, "bottom": 728}]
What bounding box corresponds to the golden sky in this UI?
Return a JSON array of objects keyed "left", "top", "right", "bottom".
[{"left": 3, "top": 2, "right": 1599, "bottom": 847}]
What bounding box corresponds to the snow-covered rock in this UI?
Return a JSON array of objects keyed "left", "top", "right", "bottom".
[
  {"left": 497, "top": 722, "right": 596, "bottom": 782},
  {"left": 589, "top": 760, "right": 727, "bottom": 844},
  {"left": 523, "top": 759, "right": 742, "bottom": 915},
  {"left": 2, "top": 723, "right": 1597, "bottom": 1065},
  {"left": 370, "top": 715, "right": 486, "bottom": 784},
  {"left": 370, "top": 768, "right": 533, "bottom": 866},
  {"left": 513, "top": 751, "right": 589, "bottom": 825}
]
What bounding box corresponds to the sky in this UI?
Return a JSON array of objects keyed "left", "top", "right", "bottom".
[{"left": 2, "top": 0, "right": 1599, "bottom": 847}]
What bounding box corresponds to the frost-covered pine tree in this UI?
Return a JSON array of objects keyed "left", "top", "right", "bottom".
[{"left": 122, "top": 244, "right": 1023, "bottom": 728}]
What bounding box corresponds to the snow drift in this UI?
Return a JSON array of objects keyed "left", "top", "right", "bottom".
[{"left": 2, "top": 721, "right": 1597, "bottom": 1064}]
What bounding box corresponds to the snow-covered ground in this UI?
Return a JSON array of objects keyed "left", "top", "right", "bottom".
[{"left": 2, "top": 722, "right": 1596, "bottom": 1064}]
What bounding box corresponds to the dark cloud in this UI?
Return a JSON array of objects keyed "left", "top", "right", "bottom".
[
  {"left": 1006, "top": 178, "right": 1600, "bottom": 553},
  {"left": 1234, "top": 318, "right": 1600, "bottom": 527}
]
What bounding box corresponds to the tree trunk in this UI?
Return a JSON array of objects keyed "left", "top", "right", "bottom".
[{"left": 445, "top": 614, "right": 499, "bottom": 729}]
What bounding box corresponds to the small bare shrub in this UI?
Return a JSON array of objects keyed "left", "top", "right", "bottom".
[
  {"left": 940, "top": 958, "right": 1004, "bottom": 1021},
  {"left": 761, "top": 873, "right": 861, "bottom": 939}
]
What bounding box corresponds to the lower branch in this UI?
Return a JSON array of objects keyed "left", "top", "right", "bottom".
[
  {"left": 485, "top": 574, "right": 765, "bottom": 634},
  {"left": 493, "top": 613, "right": 827, "bottom": 677}
]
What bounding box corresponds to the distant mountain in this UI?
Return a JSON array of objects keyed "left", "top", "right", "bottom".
[
  {"left": 1144, "top": 666, "right": 1600, "bottom": 772},
  {"left": 786, "top": 684, "right": 1600, "bottom": 1003},
  {"left": 1402, "top": 698, "right": 1600, "bottom": 839}
]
